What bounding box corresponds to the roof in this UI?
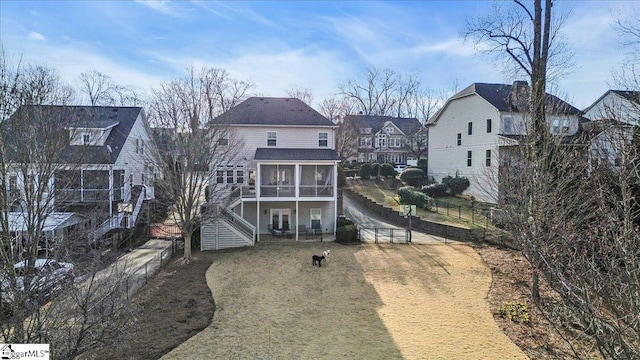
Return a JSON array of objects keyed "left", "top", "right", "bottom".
[
  {"left": 3, "top": 105, "right": 143, "bottom": 164},
  {"left": 344, "top": 115, "right": 423, "bottom": 135},
  {"left": 254, "top": 148, "right": 340, "bottom": 161},
  {"left": 3, "top": 212, "right": 87, "bottom": 232},
  {"left": 210, "top": 97, "right": 335, "bottom": 127},
  {"left": 583, "top": 89, "right": 640, "bottom": 115},
  {"left": 428, "top": 82, "right": 582, "bottom": 125}
]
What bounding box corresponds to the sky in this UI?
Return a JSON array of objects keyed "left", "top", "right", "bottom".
[{"left": 0, "top": 1, "right": 635, "bottom": 110}]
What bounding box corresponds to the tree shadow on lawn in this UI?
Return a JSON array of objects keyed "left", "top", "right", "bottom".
[{"left": 163, "top": 241, "right": 405, "bottom": 359}]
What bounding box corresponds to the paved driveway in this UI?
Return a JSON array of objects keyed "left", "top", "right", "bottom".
[{"left": 343, "top": 194, "right": 454, "bottom": 245}]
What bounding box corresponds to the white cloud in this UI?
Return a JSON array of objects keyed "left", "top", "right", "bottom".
[
  {"left": 411, "top": 38, "right": 480, "bottom": 57},
  {"left": 28, "top": 32, "right": 45, "bottom": 41},
  {"left": 134, "top": 0, "right": 185, "bottom": 17}
]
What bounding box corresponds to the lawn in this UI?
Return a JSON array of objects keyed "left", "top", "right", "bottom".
[
  {"left": 162, "top": 242, "right": 527, "bottom": 359},
  {"left": 347, "top": 178, "right": 491, "bottom": 229}
]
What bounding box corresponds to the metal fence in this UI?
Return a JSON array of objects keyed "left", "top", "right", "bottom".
[
  {"left": 121, "top": 239, "right": 180, "bottom": 299},
  {"left": 431, "top": 199, "right": 494, "bottom": 226},
  {"left": 358, "top": 227, "right": 409, "bottom": 244}
]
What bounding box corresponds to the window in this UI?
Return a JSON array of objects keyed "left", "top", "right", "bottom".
[
  {"left": 140, "top": 139, "right": 144, "bottom": 154},
  {"left": 485, "top": 150, "right": 491, "bottom": 167},
  {"left": 468, "top": 122, "right": 473, "bottom": 135},
  {"left": 129, "top": 174, "right": 133, "bottom": 186},
  {"left": 135, "top": 139, "right": 139, "bottom": 154},
  {"left": 310, "top": 208, "right": 322, "bottom": 229},
  {"left": 319, "top": 132, "right": 328, "bottom": 147},
  {"left": 457, "top": 133, "right": 462, "bottom": 146},
  {"left": 267, "top": 131, "right": 277, "bottom": 146},
  {"left": 375, "top": 133, "right": 387, "bottom": 148},
  {"left": 390, "top": 137, "right": 403, "bottom": 148},
  {"left": 359, "top": 137, "right": 372, "bottom": 147},
  {"left": 141, "top": 173, "right": 145, "bottom": 186},
  {"left": 9, "top": 176, "right": 18, "bottom": 198},
  {"left": 385, "top": 126, "right": 394, "bottom": 133},
  {"left": 216, "top": 170, "right": 224, "bottom": 184},
  {"left": 215, "top": 164, "right": 244, "bottom": 185},
  {"left": 486, "top": 118, "right": 492, "bottom": 133},
  {"left": 467, "top": 151, "right": 472, "bottom": 167},
  {"left": 83, "top": 134, "right": 91, "bottom": 145},
  {"left": 503, "top": 116, "right": 512, "bottom": 133},
  {"left": 218, "top": 132, "right": 228, "bottom": 146}
]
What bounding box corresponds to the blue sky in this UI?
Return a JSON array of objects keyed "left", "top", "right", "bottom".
[{"left": 0, "top": 1, "right": 634, "bottom": 109}]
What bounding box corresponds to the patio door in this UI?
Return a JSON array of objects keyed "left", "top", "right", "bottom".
[{"left": 270, "top": 209, "right": 291, "bottom": 231}]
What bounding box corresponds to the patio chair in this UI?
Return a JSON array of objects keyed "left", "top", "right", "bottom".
[{"left": 268, "top": 224, "right": 282, "bottom": 240}]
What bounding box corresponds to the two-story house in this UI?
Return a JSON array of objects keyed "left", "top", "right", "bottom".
[
  {"left": 426, "top": 81, "right": 582, "bottom": 203},
  {"left": 583, "top": 90, "right": 640, "bottom": 168},
  {"left": 2, "top": 105, "right": 157, "bottom": 247},
  {"left": 344, "top": 115, "right": 425, "bottom": 165},
  {"left": 201, "top": 97, "right": 340, "bottom": 250}
]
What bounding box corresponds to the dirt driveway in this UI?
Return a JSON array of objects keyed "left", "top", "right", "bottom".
[{"left": 163, "top": 242, "right": 527, "bottom": 360}]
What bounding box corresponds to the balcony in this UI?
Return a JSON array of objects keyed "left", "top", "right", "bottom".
[
  {"left": 57, "top": 187, "right": 124, "bottom": 203},
  {"left": 299, "top": 185, "right": 333, "bottom": 197}
]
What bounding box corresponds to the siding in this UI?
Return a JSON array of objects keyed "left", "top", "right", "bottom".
[{"left": 201, "top": 219, "right": 254, "bottom": 250}]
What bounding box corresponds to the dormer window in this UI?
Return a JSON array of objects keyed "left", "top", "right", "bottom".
[
  {"left": 385, "top": 126, "right": 394, "bottom": 133},
  {"left": 83, "top": 134, "right": 91, "bottom": 145}
]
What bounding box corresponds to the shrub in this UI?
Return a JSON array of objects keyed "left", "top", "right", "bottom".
[
  {"left": 399, "top": 168, "right": 427, "bottom": 187},
  {"left": 422, "top": 183, "right": 448, "bottom": 198},
  {"left": 398, "top": 186, "right": 432, "bottom": 210},
  {"left": 337, "top": 216, "right": 354, "bottom": 228},
  {"left": 417, "top": 158, "right": 428, "bottom": 173},
  {"left": 442, "top": 176, "right": 470, "bottom": 195},
  {"left": 336, "top": 224, "right": 359, "bottom": 243},
  {"left": 359, "top": 163, "right": 373, "bottom": 179},
  {"left": 371, "top": 163, "right": 380, "bottom": 177},
  {"left": 380, "top": 163, "right": 396, "bottom": 178},
  {"left": 497, "top": 301, "right": 530, "bottom": 324}
]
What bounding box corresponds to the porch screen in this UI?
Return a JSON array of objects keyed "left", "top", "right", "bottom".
[{"left": 300, "top": 165, "right": 333, "bottom": 196}]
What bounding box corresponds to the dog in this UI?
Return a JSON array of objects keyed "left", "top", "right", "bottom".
[
  {"left": 312, "top": 255, "right": 325, "bottom": 267},
  {"left": 322, "top": 250, "right": 330, "bottom": 261}
]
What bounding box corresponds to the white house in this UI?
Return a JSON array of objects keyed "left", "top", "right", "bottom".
[
  {"left": 2, "top": 105, "right": 157, "bottom": 244},
  {"left": 583, "top": 90, "right": 640, "bottom": 169},
  {"left": 426, "top": 81, "right": 582, "bottom": 203},
  {"left": 201, "top": 97, "right": 340, "bottom": 250}
]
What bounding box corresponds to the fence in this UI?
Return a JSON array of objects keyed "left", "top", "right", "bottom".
[
  {"left": 358, "top": 227, "right": 409, "bottom": 244},
  {"left": 119, "top": 239, "right": 180, "bottom": 299},
  {"left": 430, "top": 199, "right": 494, "bottom": 226}
]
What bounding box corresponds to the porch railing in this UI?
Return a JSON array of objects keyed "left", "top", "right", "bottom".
[
  {"left": 299, "top": 185, "right": 334, "bottom": 197},
  {"left": 218, "top": 205, "right": 255, "bottom": 244},
  {"left": 58, "top": 187, "right": 124, "bottom": 203},
  {"left": 260, "top": 185, "right": 295, "bottom": 197}
]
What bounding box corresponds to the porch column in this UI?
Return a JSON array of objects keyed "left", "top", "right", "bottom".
[
  {"left": 295, "top": 164, "right": 300, "bottom": 198},
  {"left": 295, "top": 200, "right": 299, "bottom": 241},
  {"left": 109, "top": 166, "right": 114, "bottom": 217},
  {"left": 80, "top": 169, "right": 84, "bottom": 202},
  {"left": 257, "top": 200, "right": 260, "bottom": 243},
  {"left": 334, "top": 162, "right": 338, "bottom": 234}
]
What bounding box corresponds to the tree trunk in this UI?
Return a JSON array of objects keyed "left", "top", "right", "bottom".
[{"left": 183, "top": 233, "right": 192, "bottom": 262}]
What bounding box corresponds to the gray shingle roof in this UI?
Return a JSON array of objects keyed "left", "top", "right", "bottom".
[
  {"left": 3, "top": 105, "right": 142, "bottom": 164},
  {"left": 254, "top": 148, "right": 340, "bottom": 161},
  {"left": 343, "top": 115, "right": 423, "bottom": 135},
  {"left": 453, "top": 82, "right": 581, "bottom": 114},
  {"left": 210, "top": 97, "right": 335, "bottom": 127}
]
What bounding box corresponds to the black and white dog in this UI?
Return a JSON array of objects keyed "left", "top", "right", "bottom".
[
  {"left": 312, "top": 255, "right": 325, "bottom": 267},
  {"left": 322, "top": 249, "right": 330, "bottom": 261}
]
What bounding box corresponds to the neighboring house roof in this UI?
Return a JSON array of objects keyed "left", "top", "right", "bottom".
[
  {"left": 583, "top": 89, "right": 640, "bottom": 116},
  {"left": 344, "top": 115, "right": 423, "bottom": 135},
  {"left": 2, "top": 212, "right": 87, "bottom": 232},
  {"left": 254, "top": 148, "right": 340, "bottom": 161},
  {"left": 210, "top": 97, "right": 335, "bottom": 127},
  {"left": 3, "top": 105, "right": 143, "bottom": 164},
  {"left": 427, "top": 81, "right": 582, "bottom": 125}
]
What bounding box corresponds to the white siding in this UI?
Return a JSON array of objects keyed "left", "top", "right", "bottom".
[
  {"left": 201, "top": 219, "right": 254, "bottom": 250},
  {"left": 585, "top": 92, "right": 640, "bottom": 125},
  {"left": 114, "top": 113, "right": 156, "bottom": 201},
  {"left": 428, "top": 95, "right": 502, "bottom": 202}
]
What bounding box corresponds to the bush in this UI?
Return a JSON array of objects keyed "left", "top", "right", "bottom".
[
  {"left": 371, "top": 163, "right": 380, "bottom": 177},
  {"left": 380, "top": 163, "right": 396, "bottom": 178},
  {"left": 336, "top": 225, "right": 359, "bottom": 243},
  {"left": 398, "top": 186, "right": 432, "bottom": 210},
  {"left": 399, "top": 168, "right": 427, "bottom": 187},
  {"left": 359, "top": 163, "right": 373, "bottom": 179},
  {"left": 422, "top": 183, "right": 448, "bottom": 198},
  {"left": 417, "top": 158, "right": 428, "bottom": 173},
  {"left": 442, "top": 176, "right": 470, "bottom": 195},
  {"left": 337, "top": 216, "right": 354, "bottom": 228}
]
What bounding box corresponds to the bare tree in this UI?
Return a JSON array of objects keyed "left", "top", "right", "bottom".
[
  {"left": 148, "top": 67, "right": 250, "bottom": 262},
  {"left": 405, "top": 126, "right": 428, "bottom": 162},
  {"left": 286, "top": 86, "right": 314, "bottom": 106},
  {"left": 339, "top": 67, "right": 400, "bottom": 116},
  {"left": 318, "top": 96, "right": 358, "bottom": 161},
  {"left": 0, "top": 53, "right": 136, "bottom": 358},
  {"left": 78, "top": 70, "right": 145, "bottom": 107}
]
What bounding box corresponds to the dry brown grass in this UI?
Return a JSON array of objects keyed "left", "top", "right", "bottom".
[{"left": 163, "top": 242, "right": 527, "bottom": 360}]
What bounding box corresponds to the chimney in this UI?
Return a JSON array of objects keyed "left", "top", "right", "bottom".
[{"left": 511, "top": 80, "right": 529, "bottom": 107}]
